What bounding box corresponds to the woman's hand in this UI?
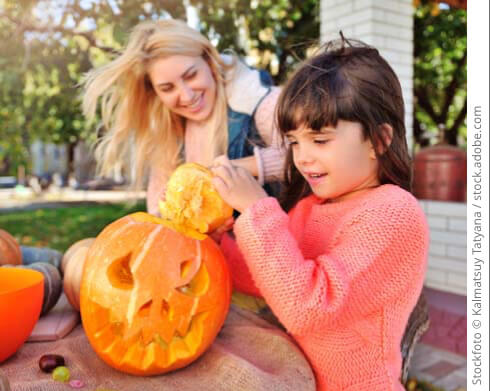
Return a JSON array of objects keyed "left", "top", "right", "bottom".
[{"left": 211, "top": 155, "right": 268, "bottom": 213}]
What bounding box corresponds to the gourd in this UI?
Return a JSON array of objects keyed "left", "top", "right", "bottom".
[
  {"left": 159, "top": 163, "right": 233, "bottom": 239},
  {"left": 0, "top": 229, "right": 22, "bottom": 266},
  {"left": 80, "top": 212, "right": 232, "bottom": 375},
  {"left": 21, "top": 246, "right": 63, "bottom": 270},
  {"left": 63, "top": 239, "right": 95, "bottom": 311},
  {"left": 61, "top": 238, "right": 95, "bottom": 275}
]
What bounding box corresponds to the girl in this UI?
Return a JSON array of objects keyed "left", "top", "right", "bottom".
[
  {"left": 82, "top": 19, "right": 284, "bottom": 216},
  {"left": 211, "top": 38, "right": 429, "bottom": 391}
]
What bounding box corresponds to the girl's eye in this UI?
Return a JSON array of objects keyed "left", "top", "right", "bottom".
[
  {"left": 314, "top": 139, "right": 330, "bottom": 145},
  {"left": 184, "top": 71, "right": 197, "bottom": 80},
  {"left": 287, "top": 140, "right": 298, "bottom": 146}
]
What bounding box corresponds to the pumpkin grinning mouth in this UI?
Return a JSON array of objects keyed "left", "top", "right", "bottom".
[{"left": 137, "top": 299, "right": 169, "bottom": 317}]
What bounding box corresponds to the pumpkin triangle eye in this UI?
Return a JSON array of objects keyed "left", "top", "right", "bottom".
[{"left": 107, "top": 252, "right": 134, "bottom": 290}]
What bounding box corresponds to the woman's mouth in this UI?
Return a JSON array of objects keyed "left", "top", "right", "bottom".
[{"left": 184, "top": 93, "right": 204, "bottom": 113}]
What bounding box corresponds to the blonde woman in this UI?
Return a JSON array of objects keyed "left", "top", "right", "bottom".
[{"left": 82, "top": 19, "right": 284, "bottom": 216}]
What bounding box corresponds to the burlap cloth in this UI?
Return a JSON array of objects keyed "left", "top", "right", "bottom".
[{"left": 0, "top": 304, "right": 315, "bottom": 391}]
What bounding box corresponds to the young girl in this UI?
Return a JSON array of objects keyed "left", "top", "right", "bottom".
[{"left": 211, "top": 38, "right": 429, "bottom": 391}]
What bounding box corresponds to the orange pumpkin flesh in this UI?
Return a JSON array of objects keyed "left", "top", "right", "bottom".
[
  {"left": 159, "top": 163, "right": 233, "bottom": 239},
  {"left": 80, "top": 212, "right": 232, "bottom": 375}
]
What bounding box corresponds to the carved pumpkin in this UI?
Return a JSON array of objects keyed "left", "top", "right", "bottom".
[
  {"left": 80, "top": 212, "right": 232, "bottom": 375},
  {"left": 0, "top": 229, "right": 22, "bottom": 266},
  {"left": 63, "top": 240, "right": 94, "bottom": 311},
  {"left": 159, "top": 163, "right": 233, "bottom": 239}
]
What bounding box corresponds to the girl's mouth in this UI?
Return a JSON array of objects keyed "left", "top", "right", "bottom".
[{"left": 304, "top": 173, "right": 327, "bottom": 185}]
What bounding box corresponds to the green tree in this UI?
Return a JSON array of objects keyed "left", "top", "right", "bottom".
[
  {"left": 413, "top": 0, "right": 467, "bottom": 148},
  {"left": 192, "top": 0, "right": 319, "bottom": 84},
  {"left": 1, "top": 0, "right": 319, "bottom": 176},
  {"left": 0, "top": 0, "right": 187, "bottom": 175}
]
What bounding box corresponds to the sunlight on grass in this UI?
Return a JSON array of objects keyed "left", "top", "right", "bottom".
[{"left": 0, "top": 202, "right": 147, "bottom": 252}]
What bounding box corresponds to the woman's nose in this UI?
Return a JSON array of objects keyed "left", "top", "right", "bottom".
[{"left": 179, "top": 83, "right": 195, "bottom": 104}]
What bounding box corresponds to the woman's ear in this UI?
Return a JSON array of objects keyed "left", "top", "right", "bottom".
[{"left": 375, "top": 123, "right": 394, "bottom": 156}]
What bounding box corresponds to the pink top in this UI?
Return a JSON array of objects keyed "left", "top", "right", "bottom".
[
  {"left": 146, "top": 87, "right": 284, "bottom": 215},
  {"left": 220, "top": 184, "right": 429, "bottom": 390}
]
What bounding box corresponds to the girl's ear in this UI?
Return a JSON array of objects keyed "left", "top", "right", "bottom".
[{"left": 371, "top": 123, "right": 393, "bottom": 157}]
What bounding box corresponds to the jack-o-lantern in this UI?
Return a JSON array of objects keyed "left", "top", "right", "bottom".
[
  {"left": 80, "top": 212, "right": 232, "bottom": 375},
  {"left": 159, "top": 163, "right": 233, "bottom": 239}
]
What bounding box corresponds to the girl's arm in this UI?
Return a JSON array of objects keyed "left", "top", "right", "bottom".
[{"left": 232, "top": 196, "right": 429, "bottom": 337}]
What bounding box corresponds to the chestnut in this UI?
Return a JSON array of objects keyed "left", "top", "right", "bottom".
[{"left": 38, "top": 354, "right": 65, "bottom": 373}]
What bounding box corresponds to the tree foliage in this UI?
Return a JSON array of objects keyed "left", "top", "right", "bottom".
[
  {"left": 413, "top": 0, "right": 467, "bottom": 148},
  {"left": 0, "top": 0, "right": 466, "bottom": 177},
  {"left": 0, "top": 0, "right": 317, "bottom": 175}
]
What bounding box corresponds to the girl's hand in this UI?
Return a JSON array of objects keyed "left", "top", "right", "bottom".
[
  {"left": 208, "top": 216, "right": 234, "bottom": 243},
  {"left": 211, "top": 155, "right": 268, "bottom": 213}
]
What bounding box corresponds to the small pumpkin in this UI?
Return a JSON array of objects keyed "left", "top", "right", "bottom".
[
  {"left": 0, "top": 229, "right": 22, "bottom": 266},
  {"left": 159, "top": 163, "right": 233, "bottom": 239},
  {"left": 63, "top": 240, "right": 94, "bottom": 311},
  {"left": 21, "top": 246, "right": 63, "bottom": 270},
  {"left": 80, "top": 212, "right": 232, "bottom": 375},
  {"left": 2, "top": 262, "right": 62, "bottom": 316},
  {"left": 61, "top": 238, "right": 95, "bottom": 275}
]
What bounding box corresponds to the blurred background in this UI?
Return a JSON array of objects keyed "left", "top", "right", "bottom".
[{"left": 0, "top": 0, "right": 466, "bottom": 190}]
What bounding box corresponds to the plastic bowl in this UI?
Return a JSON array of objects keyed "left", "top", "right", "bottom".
[{"left": 0, "top": 268, "right": 44, "bottom": 362}]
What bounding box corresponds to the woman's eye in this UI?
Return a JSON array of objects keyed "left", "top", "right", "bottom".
[
  {"left": 287, "top": 140, "right": 298, "bottom": 146},
  {"left": 185, "top": 71, "right": 197, "bottom": 80},
  {"left": 314, "top": 139, "right": 330, "bottom": 144},
  {"left": 160, "top": 86, "right": 173, "bottom": 93}
]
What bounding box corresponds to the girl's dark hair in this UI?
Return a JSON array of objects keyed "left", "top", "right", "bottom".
[{"left": 277, "top": 35, "right": 412, "bottom": 212}]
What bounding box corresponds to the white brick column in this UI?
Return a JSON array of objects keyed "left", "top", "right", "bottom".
[{"left": 320, "top": 0, "right": 414, "bottom": 151}]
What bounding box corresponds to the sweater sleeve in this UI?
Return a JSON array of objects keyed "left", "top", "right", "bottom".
[
  {"left": 220, "top": 232, "right": 262, "bottom": 297},
  {"left": 234, "top": 197, "right": 429, "bottom": 336},
  {"left": 252, "top": 87, "right": 286, "bottom": 183},
  {"left": 146, "top": 166, "right": 168, "bottom": 217}
]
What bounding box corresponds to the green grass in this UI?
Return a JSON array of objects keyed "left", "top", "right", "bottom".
[{"left": 0, "top": 201, "right": 147, "bottom": 252}]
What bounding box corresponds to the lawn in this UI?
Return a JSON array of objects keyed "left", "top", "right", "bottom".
[{"left": 0, "top": 201, "right": 147, "bottom": 252}]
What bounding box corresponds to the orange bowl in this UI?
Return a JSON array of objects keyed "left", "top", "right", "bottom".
[{"left": 0, "top": 268, "right": 44, "bottom": 362}]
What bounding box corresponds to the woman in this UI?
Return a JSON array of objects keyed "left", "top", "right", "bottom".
[{"left": 82, "top": 19, "right": 285, "bottom": 215}]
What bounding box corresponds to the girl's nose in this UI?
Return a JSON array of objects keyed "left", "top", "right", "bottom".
[{"left": 295, "top": 145, "right": 314, "bottom": 166}]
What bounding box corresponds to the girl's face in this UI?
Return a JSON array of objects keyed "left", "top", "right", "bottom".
[
  {"left": 286, "top": 120, "right": 380, "bottom": 202},
  {"left": 148, "top": 55, "right": 217, "bottom": 123}
]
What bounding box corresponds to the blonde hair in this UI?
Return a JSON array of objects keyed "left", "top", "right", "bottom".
[{"left": 82, "top": 19, "right": 233, "bottom": 189}]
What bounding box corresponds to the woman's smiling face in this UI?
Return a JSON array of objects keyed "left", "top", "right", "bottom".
[
  {"left": 286, "top": 120, "right": 380, "bottom": 202},
  {"left": 148, "top": 55, "right": 217, "bottom": 123}
]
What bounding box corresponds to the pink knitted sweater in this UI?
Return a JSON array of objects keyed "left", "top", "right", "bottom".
[{"left": 220, "top": 184, "right": 429, "bottom": 391}]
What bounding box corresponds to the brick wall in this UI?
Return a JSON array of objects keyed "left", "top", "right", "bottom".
[
  {"left": 320, "top": 0, "right": 414, "bottom": 149},
  {"left": 419, "top": 200, "right": 467, "bottom": 296}
]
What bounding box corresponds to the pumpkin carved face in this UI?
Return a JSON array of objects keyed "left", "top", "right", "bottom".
[{"left": 80, "top": 212, "right": 232, "bottom": 375}]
